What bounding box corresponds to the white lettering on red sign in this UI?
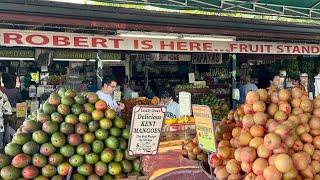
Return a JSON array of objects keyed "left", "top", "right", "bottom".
[{"left": 1, "top": 29, "right": 320, "bottom": 55}]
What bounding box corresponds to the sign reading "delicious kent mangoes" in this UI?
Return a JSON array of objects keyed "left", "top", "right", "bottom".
[
  {"left": 192, "top": 105, "right": 217, "bottom": 153},
  {"left": 128, "top": 105, "right": 166, "bottom": 155}
]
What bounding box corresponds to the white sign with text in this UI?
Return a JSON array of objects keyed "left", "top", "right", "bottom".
[
  {"left": 179, "top": 92, "right": 192, "bottom": 116},
  {"left": 128, "top": 105, "right": 166, "bottom": 155}
]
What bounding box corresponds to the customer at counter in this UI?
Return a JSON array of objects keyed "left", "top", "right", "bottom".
[{"left": 159, "top": 87, "right": 180, "bottom": 119}]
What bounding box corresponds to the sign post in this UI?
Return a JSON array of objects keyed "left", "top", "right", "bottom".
[{"left": 192, "top": 105, "right": 217, "bottom": 179}]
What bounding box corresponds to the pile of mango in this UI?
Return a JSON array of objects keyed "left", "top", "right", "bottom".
[
  {"left": 164, "top": 116, "right": 195, "bottom": 125},
  {"left": 0, "top": 88, "right": 142, "bottom": 180}
]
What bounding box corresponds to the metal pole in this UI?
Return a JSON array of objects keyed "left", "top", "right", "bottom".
[
  {"left": 231, "top": 54, "right": 237, "bottom": 109},
  {"left": 96, "top": 51, "right": 103, "bottom": 89}
]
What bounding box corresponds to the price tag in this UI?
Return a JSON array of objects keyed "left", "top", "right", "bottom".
[
  {"left": 188, "top": 73, "right": 195, "bottom": 83},
  {"left": 128, "top": 105, "right": 166, "bottom": 155},
  {"left": 16, "top": 102, "right": 27, "bottom": 118},
  {"left": 114, "top": 91, "right": 122, "bottom": 102},
  {"left": 192, "top": 105, "right": 216, "bottom": 153},
  {"left": 30, "top": 101, "right": 39, "bottom": 114},
  {"left": 233, "top": 89, "right": 240, "bottom": 101},
  {"left": 131, "top": 92, "right": 139, "bottom": 99},
  {"left": 179, "top": 91, "right": 191, "bottom": 116},
  {"left": 194, "top": 81, "right": 206, "bottom": 86},
  {"left": 30, "top": 72, "right": 39, "bottom": 83}
]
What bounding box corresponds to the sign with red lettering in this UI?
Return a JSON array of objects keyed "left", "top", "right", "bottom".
[{"left": 1, "top": 29, "right": 320, "bottom": 55}]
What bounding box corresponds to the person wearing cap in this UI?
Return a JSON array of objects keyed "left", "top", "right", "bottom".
[
  {"left": 239, "top": 76, "right": 258, "bottom": 104},
  {"left": 159, "top": 87, "right": 180, "bottom": 119},
  {"left": 97, "top": 75, "right": 125, "bottom": 113}
]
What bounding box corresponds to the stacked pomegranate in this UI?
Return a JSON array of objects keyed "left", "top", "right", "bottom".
[{"left": 210, "top": 87, "right": 320, "bottom": 180}]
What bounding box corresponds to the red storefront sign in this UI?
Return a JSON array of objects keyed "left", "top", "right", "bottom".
[{"left": 1, "top": 29, "right": 319, "bottom": 55}]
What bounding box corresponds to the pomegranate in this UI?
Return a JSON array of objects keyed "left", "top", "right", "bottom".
[
  {"left": 209, "top": 154, "right": 223, "bottom": 168},
  {"left": 250, "top": 125, "right": 265, "bottom": 137},
  {"left": 273, "top": 143, "right": 288, "bottom": 154},
  {"left": 274, "top": 124, "right": 290, "bottom": 139},
  {"left": 300, "top": 165, "right": 315, "bottom": 179},
  {"left": 215, "top": 166, "right": 230, "bottom": 180},
  {"left": 293, "top": 140, "right": 304, "bottom": 151},
  {"left": 267, "top": 120, "right": 279, "bottom": 132},
  {"left": 217, "top": 146, "right": 232, "bottom": 159},
  {"left": 311, "top": 160, "right": 320, "bottom": 173},
  {"left": 278, "top": 102, "right": 291, "bottom": 115},
  {"left": 314, "top": 108, "right": 320, "bottom": 118},
  {"left": 241, "top": 147, "right": 257, "bottom": 163},
  {"left": 244, "top": 104, "right": 254, "bottom": 114},
  {"left": 232, "top": 127, "right": 242, "bottom": 137},
  {"left": 291, "top": 98, "right": 301, "bottom": 108},
  {"left": 312, "top": 150, "right": 320, "bottom": 161},
  {"left": 299, "top": 113, "right": 309, "bottom": 124},
  {"left": 270, "top": 92, "right": 280, "bottom": 104},
  {"left": 314, "top": 98, "right": 320, "bottom": 108},
  {"left": 246, "top": 91, "right": 260, "bottom": 105},
  {"left": 257, "top": 144, "right": 272, "bottom": 158},
  {"left": 311, "top": 129, "right": 320, "bottom": 136},
  {"left": 263, "top": 166, "right": 282, "bottom": 180},
  {"left": 249, "top": 137, "right": 264, "bottom": 149},
  {"left": 239, "top": 132, "right": 253, "bottom": 146},
  {"left": 282, "top": 167, "right": 298, "bottom": 180},
  {"left": 300, "top": 99, "right": 313, "bottom": 113},
  {"left": 242, "top": 114, "right": 255, "bottom": 129},
  {"left": 264, "top": 133, "right": 281, "bottom": 150},
  {"left": 253, "top": 112, "right": 268, "bottom": 125},
  {"left": 296, "top": 125, "right": 306, "bottom": 135},
  {"left": 228, "top": 174, "right": 241, "bottom": 180},
  {"left": 309, "top": 116, "right": 320, "bottom": 129},
  {"left": 284, "top": 135, "right": 296, "bottom": 148},
  {"left": 301, "top": 133, "right": 313, "bottom": 144},
  {"left": 279, "top": 89, "right": 291, "bottom": 101},
  {"left": 292, "top": 87, "right": 303, "bottom": 98},
  {"left": 313, "top": 136, "right": 320, "bottom": 149},
  {"left": 255, "top": 175, "right": 266, "bottom": 180},
  {"left": 304, "top": 143, "right": 315, "bottom": 156},
  {"left": 267, "top": 103, "right": 278, "bottom": 116},
  {"left": 252, "top": 158, "right": 269, "bottom": 175},
  {"left": 253, "top": 101, "right": 266, "bottom": 112},
  {"left": 292, "top": 107, "right": 304, "bottom": 115},
  {"left": 292, "top": 152, "right": 308, "bottom": 171},
  {"left": 257, "top": 89, "right": 268, "bottom": 102},
  {"left": 268, "top": 154, "right": 277, "bottom": 166},
  {"left": 274, "top": 111, "right": 287, "bottom": 121},
  {"left": 226, "top": 159, "right": 241, "bottom": 174},
  {"left": 241, "top": 162, "right": 253, "bottom": 173},
  {"left": 287, "top": 115, "right": 301, "bottom": 126},
  {"left": 234, "top": 148, "right": 242, "bottom": 162},
  {"left": 274, "top": 153, "right": 293, "bottom": 173},
  {"left": 244, "top": 172, "right": 256, "bottom": 180}
]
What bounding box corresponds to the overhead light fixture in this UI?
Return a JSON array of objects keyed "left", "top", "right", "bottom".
[
  {"left": 0, "top": 57, "right": 34, "bottom": 60},
  {"left": 182, "top": 36, "right": 236, "bottom": 41},
  {"left": 118, "top": 31, "right": 178, "bottom": 39},
  {"left": 53, "top": 59, "right": 87, "bottom": 62}
]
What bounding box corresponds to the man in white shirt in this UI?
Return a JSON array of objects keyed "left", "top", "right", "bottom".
[
  {"left": 0, "top": 90, "right": 12, "bottom": 151},
  {"left": 97, "top": 75, "right": 125, "bottom": 113},
  {"left": 159, "top": 88, "right": 179, "bottom": 119}
]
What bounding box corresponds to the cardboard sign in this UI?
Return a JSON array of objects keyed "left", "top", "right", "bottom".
[
  {"left": 192, "top": 105, "right": 217, "bottom": 153},
  {"left": 131, "top": 92, "right": 139, "bottom": 99},
  {"left": 30, "top": 101, "right": 39, "bottom": 114},
  {"left": 188, "top": 73, "right": 195, "bottom": 83},
  {"left": 179, "top": 91, "right": 191, "bottom": 116},
  {"left": 16, "top": 102, "right": 27, "bottom": 118},
  {"left": 114, "top": 91, "right": 122, "bottom": 102},
  {"left": 128, "top": 105, "right": 166, "bottom": 155},
  {"left": 194, "top": 81, "right": 206, "bottom": 86},
  {"left": 30, "top": 72, "right": 39, "bottom": 83}
]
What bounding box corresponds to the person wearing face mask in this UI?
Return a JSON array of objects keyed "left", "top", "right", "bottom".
[
  {"left": 159, "top": 87, "right": 179, "bottom": 119},
  {"left": 96, "top": 75, "right": 125, "bottom": 113}
]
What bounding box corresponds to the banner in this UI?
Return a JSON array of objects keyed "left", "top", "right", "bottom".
[{"left": 1, "top": 29, "right": 320, "bottom": 55}]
